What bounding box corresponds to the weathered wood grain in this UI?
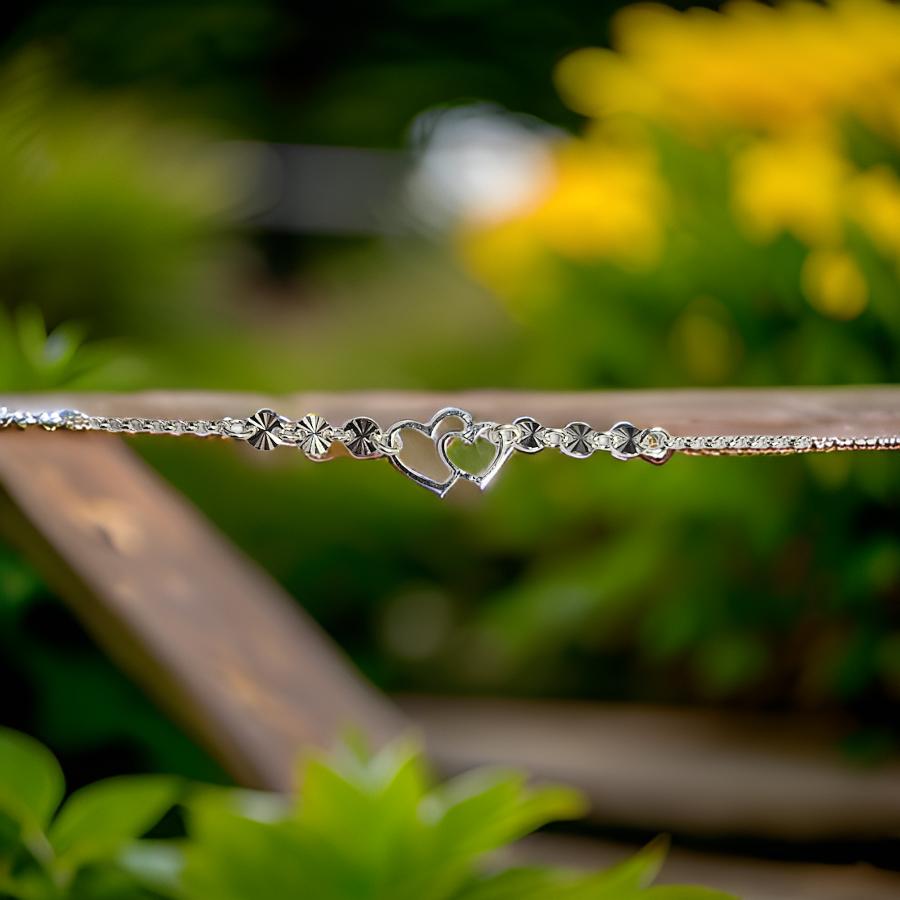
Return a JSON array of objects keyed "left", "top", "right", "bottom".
[{"left": 0, "top": 429, "right": 405, "bottom": 790}]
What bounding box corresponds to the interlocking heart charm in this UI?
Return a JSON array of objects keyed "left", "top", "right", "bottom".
[
  {"left": 384, "top": 408, "right": 516, "bottom": 498},
  {"left": 437, "top": 423, "right": 517, "bottom": 492}
]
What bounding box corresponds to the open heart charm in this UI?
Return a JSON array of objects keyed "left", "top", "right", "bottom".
[
  {"left": 385, "top": 408, "right": 516, "bottom": 498},
  {"left": 437, "top": 423, "right": 517, "bottom": 492},
  {"left": 385, "top": 408, "right": 474, "bottom": 498}
]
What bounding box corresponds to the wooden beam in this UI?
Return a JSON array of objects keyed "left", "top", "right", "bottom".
[
  {"left": 0, "top": 429, "right": 405, "bottom": 790},
  {"left": 399, "top": 695, "right": 900, "bottom": 841},
  {"left": 3, "top": 386, "right": 900, "bottom": 440},
  {"left": 512, "top": 834, "right": 900, "bottom": 900}
]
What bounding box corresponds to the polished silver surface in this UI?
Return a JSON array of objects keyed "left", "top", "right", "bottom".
[
  {"left": 296, "top": 413, "right": 332, "bottom": 459},
  {"left": 441, "top": 420, "right": 517, "bottom": 491},
  {"left": 513, "top": 416, "right": 543, "bottom": 454},
  {"left": 343, "top": 416, "right": 381, "bottom": 458},
  {"left": 608, "top": 421, "right": 643, "bottom": 461},
  {"left": 638, "top": 427, "right": 672, "bottom": 462},
  {"left": 383, "top": 408, "right": 474, "bottom": 498},
  {"left": 2, "top": 404, "right": 899, "bottom": 499},
  {"left": 562, "top": 422, "right": 594, "bottom": 459},
  {"left": 245, "top": 408, "right": 285, "bottom": 451}
]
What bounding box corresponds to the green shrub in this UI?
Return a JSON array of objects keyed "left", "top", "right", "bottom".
[
  {"left": 0, "top": 727, "right": 178, "bottom": 899},
  {"left": 0, "top": 728, "right": 734, "bottom": 900}
]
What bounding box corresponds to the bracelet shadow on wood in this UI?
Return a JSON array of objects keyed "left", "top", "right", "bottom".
[{"left": 0, "top": 428, "right": 406, "bottom": 790}]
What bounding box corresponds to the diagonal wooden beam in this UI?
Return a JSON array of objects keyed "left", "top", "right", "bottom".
[{"left": 0, "top": 428, "right": 405, "bottom": 790}]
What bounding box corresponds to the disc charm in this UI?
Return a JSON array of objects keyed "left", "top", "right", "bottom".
[
  {"left": 562, "top": 422, "right": 594, "bottom": 458},
  {"left": 245, "top": 408, "right": 285, "bottom": 451},
  {"left": 297, "top": 413, "right": 332, "bottom": 458},
  {"left": 513, "top": 416, "right": 544, "bottom": 454},
  {"left": 344, "top": 416, "right": 381, "bottom": 458}
]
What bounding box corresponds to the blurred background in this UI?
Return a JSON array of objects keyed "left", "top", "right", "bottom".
[{"left": 1, "top": 0, "right": 900, "bottom": 890}]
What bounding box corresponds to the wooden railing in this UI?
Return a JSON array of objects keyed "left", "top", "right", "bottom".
[{"left": 2, "top": 389, "right": 899, "bottom": 897}]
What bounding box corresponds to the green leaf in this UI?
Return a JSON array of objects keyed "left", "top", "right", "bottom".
[
  {"left": 181, "top": 803, "right": 316, "bottom": 900},
  {"left": 455, "top": 859, "right": 690, "bottom": 900},
  {"left": 582, "top": 836, "right": 669, "bottom": 895},
  {"left": 49, "top": 775, "right": 179, "bottom": 865},
  {"left": 0, "top": 728, "right": 64, "bottom": 832},
  {"left": 293, "top": 742, "right": 437, "bottom": 899},
  {"left": 455, "top": 839, "right": 679, "bottom": 900},
  {"left": 639, "top": 888, "right": 737, "bottom": 900},
  {"left": 0, "top": 867, "right": 58, "bottom": 900},
  {"left": 66, "top": 863, "right": 163, "bottom": 900},
  {"left": 454, "top": 867, "right": 565, "bottom": 900},
  {"left": 402, "top": 769, "right": 585, "bottom": 900},
  {"left": 433, "top": 769, "right": 585, "bottom": 861},
  {"left": 187, "top": 786, "right": 290, "bottom": 824},
  {"left": 176, "top": 739, "right": 734, "bottom": 900},
  {"left": 119, "top": 840, "right": 185, "bottom": 896}
]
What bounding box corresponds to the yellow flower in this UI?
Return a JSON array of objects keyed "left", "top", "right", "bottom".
[
  {"left": 802, "top": 247, "right": 868, "bottom": 319},
  {"left": 459, "top": 140, "right": 666, "bottom": 299},
  {"left": 847, "top": 166, "right": 900, "bottom": 259},
  {"left": 457, "top": 217, "right": 552, "bottom": 305},
  {"left": 530, "top": 142, "right": 665, "bottom": 266},
  {"left": 731, "top": 134, "right": 847, "bottom": 245},
  {"left": 464, "top": 0, "right": 900, "bottom": 312},
  {"left": 555, "top": 47, "right": 659, "bottom": 121},
  {"left": 557, "top": 0, "right": 900, "bottom": 139}
]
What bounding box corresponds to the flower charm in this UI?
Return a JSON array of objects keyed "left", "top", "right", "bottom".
[
  {"left": 639, "top": 427, "right": 671, "bottom": 460},
  {"left": 245, "top": 408, "right": 285, "bottom": 451},
  {"left": 343, "top": 416, "right": 381, "bottom": 458},
  {"left": 609, "top": 421, "right": 643, "bottom": 460},
  {"left": 297, "top": 413, "right": 332, "bottom": 458}
]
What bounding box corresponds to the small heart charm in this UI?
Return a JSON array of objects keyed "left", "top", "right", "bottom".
[
  {"left": 385, "top": 408, "right": 474, "bottom": 498},
  {"left": 438, "top": 424, "right": 516, "bottom": 492}
]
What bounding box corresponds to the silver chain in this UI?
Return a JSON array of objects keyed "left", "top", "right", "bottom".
[{"left": 2, "top": 404, "right": 899, "bottom": 498}]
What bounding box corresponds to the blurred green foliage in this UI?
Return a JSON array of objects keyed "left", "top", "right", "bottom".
[
  {"left": 0, "top": 50, "right": 241, "bottom": 349},
  {"left": 5, "top": 0, "right": 631, "bottom": 145},
  {"left": 0, "top": 307, "right": 123, "bottom": 390},
  {"left": 0, "top": 727, "right": 177, "bottom": 899},
  {"left": 0, "top": 0, "right": 898, "bottom": 800},
  {"left": 0, "top": 727, "right": 734, "bottom": 900}
]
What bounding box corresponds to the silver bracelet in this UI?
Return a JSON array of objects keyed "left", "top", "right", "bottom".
[{"left": 3, "top": 405, "right": 899, "bottom": 499}]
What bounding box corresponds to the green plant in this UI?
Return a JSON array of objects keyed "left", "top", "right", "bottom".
[
  {"left": 0, "top": 728, "right": 735, "bottom": 900},
  {"left": 0, "top": 50, "right": 238, "bottom": 348},
  {"left": 0, "top": 307, "right": 127, "bottom": 391},
  {"left": 0, "top": 728, "right": 179, "bottom": 899}
]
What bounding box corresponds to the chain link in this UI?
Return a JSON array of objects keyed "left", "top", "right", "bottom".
[
  {"left": 538, "top": 426, "right": 569, "bottom": 449},
  {"left": 373, "top": 427, "right": 403, "bottom": 456}
]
